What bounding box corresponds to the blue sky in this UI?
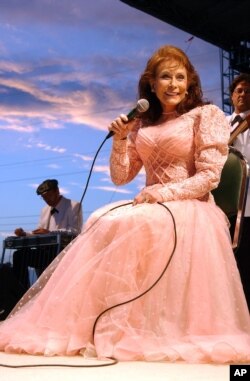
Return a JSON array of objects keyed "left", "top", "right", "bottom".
[{"left": 0, "top": 0, "right": 222, "bottom": 247}]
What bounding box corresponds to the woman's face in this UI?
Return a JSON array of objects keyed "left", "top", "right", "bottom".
[{"left": 152, "top": 60, "right": 188, "bottom": 112}]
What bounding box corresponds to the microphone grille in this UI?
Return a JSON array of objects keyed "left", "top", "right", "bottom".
[{"left": 137, "top": 98, "right": 149, "bottom": 113}]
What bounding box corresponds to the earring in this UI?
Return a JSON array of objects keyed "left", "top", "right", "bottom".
[
  {"left": 185, "top": 91, "right": 188, "bottom": 95},
  {"left": 151, "top": 86, "right": 155, "bottom": 93}
]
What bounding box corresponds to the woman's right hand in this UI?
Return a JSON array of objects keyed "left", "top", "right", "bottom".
[{"left": 108, "top": 114, "right": 131, "bottom": 140}]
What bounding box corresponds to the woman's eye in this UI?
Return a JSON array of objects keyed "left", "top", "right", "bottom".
[
  {"left": 176, "top": 75, "right": 185, "bottom": 81},
  {"left": 161, "top": 74, "right": 171, "bottom": 79}
]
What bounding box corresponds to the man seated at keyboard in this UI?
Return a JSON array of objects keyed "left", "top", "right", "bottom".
[{"left": 13, "top": 179, "right": 83, "bottom": 293}]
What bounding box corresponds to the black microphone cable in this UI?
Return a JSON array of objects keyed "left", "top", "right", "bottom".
[
  {"left": 78, "top": 132, "right": 111, "bottom": 213},
  {"left": 75, "top": 131, "right": 114, "bottom": 228}
]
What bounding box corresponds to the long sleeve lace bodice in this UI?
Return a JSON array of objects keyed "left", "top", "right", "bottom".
[{"left": 110, "top": 104, "right": 230, "bottom": 202}]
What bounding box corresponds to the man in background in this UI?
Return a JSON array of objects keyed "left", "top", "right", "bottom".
[
  {"left": 13, "top": 179, "right": 83, "bottom": 292},
  {"left": 227, "top": 73, "right": 250, "bottom": 310}
]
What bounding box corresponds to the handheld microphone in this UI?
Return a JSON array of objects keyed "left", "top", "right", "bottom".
[{"left": 106, "top": 98, "right": 149, "bottom": 139}]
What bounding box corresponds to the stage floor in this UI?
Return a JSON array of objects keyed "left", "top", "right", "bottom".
[{"left": 0, "top": 352, "right": 229, "bottom": 381}]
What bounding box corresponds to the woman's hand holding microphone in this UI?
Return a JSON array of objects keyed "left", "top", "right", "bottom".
[{"left": 108, "top": 114, "right": 133, "bottom": 140}]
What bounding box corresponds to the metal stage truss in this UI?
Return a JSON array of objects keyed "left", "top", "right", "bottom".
[{"left": 120, "top": 0, "right": 250, "bottom": 114}]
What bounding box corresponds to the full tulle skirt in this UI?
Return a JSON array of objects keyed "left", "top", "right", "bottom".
[{"left": 0, "top": 199, "right": 249, "bottom": 363}]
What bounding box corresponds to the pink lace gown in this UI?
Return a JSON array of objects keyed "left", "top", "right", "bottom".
[{"left": 0, "top": 104, "right": 249, "bottom": 363}]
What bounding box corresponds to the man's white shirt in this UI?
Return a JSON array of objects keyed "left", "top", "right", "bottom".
[{"left": 38, "top": 196, "right": 83, "bottom": 234}]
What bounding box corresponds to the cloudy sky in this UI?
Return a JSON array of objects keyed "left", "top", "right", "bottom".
[{"left": 0, "top": 0, "right": 222, "bottom": 246}]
